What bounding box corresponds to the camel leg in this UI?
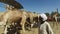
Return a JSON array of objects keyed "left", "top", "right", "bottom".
[
  {"left": 4, "top": 25, "right": 8, "bottom": 34},
  {"left": 21, "top": 15, "right": 26, "bottom": 32},
  {"left": 55, "top": 17, "right": 58, "bottom": 26},
  {"left": 30, "top": 17, "right": 34, "bottom": 27}
]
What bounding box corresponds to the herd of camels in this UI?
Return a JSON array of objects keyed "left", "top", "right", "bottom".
[{"left": 0, "top": 0, "right": 41, "bottom": 34}]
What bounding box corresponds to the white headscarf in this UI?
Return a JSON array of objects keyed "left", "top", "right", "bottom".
[{"left": 40, "top": 14, "right": 47, "bottom": 21}]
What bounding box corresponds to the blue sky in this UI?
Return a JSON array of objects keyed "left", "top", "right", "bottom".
[{"left": 0, "top": 0, "right": 60, "bottom": 13}]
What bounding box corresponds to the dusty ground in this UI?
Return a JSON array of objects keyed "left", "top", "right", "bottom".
[
  {"left": 49, "top": 22, "right": 60, "bottom": 34},
  {"left": 0, "top": 22, "right": 60, "bottom": 34}
]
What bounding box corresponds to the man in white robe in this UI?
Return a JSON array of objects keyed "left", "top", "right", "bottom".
[{"left": 38, "top": 14, "right": 54, "bottom": 34}]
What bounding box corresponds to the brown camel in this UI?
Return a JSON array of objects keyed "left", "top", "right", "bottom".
[
  {"left": 0, "top": 9, "right": 28, "bottom": 34},
  {"left": 0, "top": 6, "right": 40, "bottom": 34}
]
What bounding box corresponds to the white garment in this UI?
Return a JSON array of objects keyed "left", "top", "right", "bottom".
[{"left": 38, "top": 21, "right": 53, "bottom": 34}]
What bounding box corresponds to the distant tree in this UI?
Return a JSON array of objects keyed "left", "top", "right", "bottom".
[
  {"left": 33, "top": 12, "right": 36, "bottom": 13},
  {"left": 45, "top": 13, "right": 50, "bottom": 17},
  {"left": 51, "top": 11, "right": 58, "bottom": 17},
  {"left": 51, "top": 11, "right": 54, "bottom": 17}
]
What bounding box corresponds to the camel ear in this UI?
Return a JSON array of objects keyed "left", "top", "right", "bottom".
[{"left": 0, "top": 0, "right": 24, "bottom": 9}]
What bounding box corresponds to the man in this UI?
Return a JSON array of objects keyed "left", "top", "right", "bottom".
[{"left": 38, "top": 14, "right": 53, "bottom": 34}]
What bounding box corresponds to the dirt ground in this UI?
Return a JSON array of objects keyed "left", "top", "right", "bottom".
[{"left": 0, "top": 22, "right": 60, "bottom": 34}]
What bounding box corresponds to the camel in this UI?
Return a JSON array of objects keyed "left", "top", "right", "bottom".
[
  {"left": 0, "top": 8, "right": 40, "bottom": 34},
  {"left": 0, "top": 5, "right": 40, "bottom": 34},
  {"left": 0, "top": 9, "right": 27, "bottom": 34},
  {"left": 25, "top": 12, "right": 40, "bottom": 29},
  {"left": 53, "top": 13, "right": 58, "bottom": 26}
]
